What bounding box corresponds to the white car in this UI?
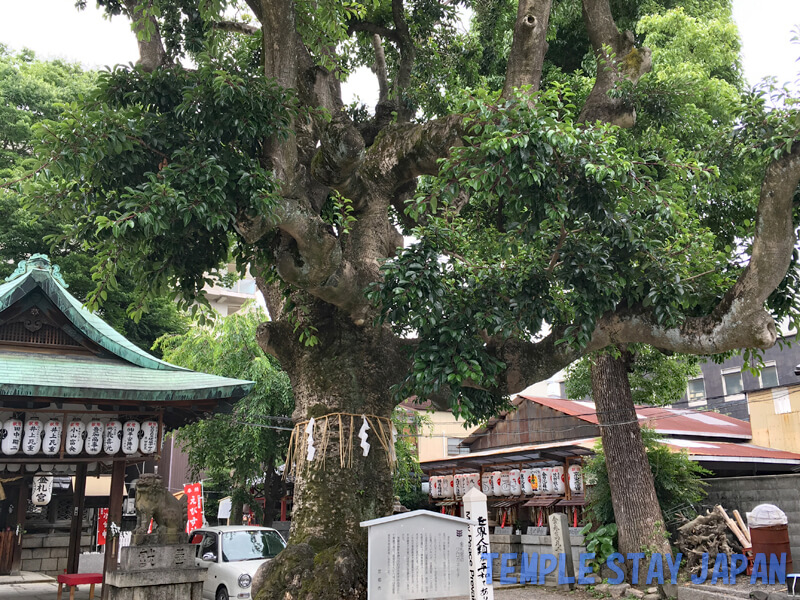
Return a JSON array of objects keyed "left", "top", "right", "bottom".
[{"left": 190, "top": 525, "right": 286, "bottom": 600}]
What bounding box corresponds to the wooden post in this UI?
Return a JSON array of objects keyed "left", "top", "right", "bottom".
[
  {"left": 67, "top": 463, "right": 88, "bottom": 574},
  {"left": 101, "top": 460, "right": 126, "bottom": 600},
  {"left": 10, "top": 479, "right": 27, "bottom": 575}
]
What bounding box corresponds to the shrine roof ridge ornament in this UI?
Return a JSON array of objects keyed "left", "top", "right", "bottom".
[
  {"left": 0, "top": 254, "right": 254, "bottom": 419},
  {"left": 5, "top": 254, "right": 68, "bottom": 287}
]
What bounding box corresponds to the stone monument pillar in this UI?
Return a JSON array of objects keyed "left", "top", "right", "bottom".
[
  {"left": 105, "top": 475, "right": 206, "bottom": 600},
  {"left": 463, "top": 487, "right": 494, "bottom": 600},
  {"left": 549, "top": 512, "right": 575, "bottom": 591}
]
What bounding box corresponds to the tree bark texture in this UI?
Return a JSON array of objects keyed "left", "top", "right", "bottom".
[
  {"left": 590, "top": 351, "right": 671, "bottom": 583},
  {"left": 115, "top": 0, "right": 800, "bottom": 597},
  {"left": 253, "top": 304, "right": 411, "bottom": 600}
]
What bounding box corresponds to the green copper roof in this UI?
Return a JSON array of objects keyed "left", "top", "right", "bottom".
[
  {"left": 0, "top": 255, "right": 183, "bottom": 371},
  {"left": 0, "top": 351, "right": 251, "bottom": 403},
  {"left": 0, "top": 255, "right": 254, "bottom": 406}
]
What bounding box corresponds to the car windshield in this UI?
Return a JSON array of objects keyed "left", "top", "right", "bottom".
[{"left": 221, "top": 530, "right": 286, "bottom": 562}]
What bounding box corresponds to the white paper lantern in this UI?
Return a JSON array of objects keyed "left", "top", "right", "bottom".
[
  {"left": 568, "top": 465, "right": 583, "bottom": 494},
  {"left": 104, "top": 420, "right": 122, "bottom": 455},
  {"left": 31, "top": 472, "right": 53, "bottom": 506},
  {"left": 500, "top": 472, "right": 511, "bottom": 496},
  {"left": 55, "top": 464, "right": 69, "bottom": 472},
  {"left": 22, "top": 419, "right": 42, "bottom": 456},
  {"left": 521, "top": 469, "right": 533, "bottom": 495},
  {"left": 509, "top": 469, "right": 521, "bottom": 496},
  {"left": 481, "top": 473, "right": 493, "bottom": 495},
  {"left": 85, "top": 421, "right": 103, "bottom": 455},
  {"left": 453, "top": 474, "right": 463, "bottom": 497},
  {"left": 428, "top": 476, "right": 438, "bottom": 498},
  {"left": 531, "top": 468, "right": 543, "bottom": 494},
  {"left": 442, "top": 475, "right": 454, "bottom": 498},
  {"left": 491, "top": 471, "right": 502, "bottom": 496},
  {"left": 66, "top": 421, "right": 85, "bottom": 456},
  {"left": 467, "top": 473, "right": 480, "bottom": 492},
  {"left": 538, "top": 468, "right": 550, "bottom": 494},
  {"left": 7, "top": 463, "right": 20, "bottom": 472},
  {"left": 42, "top": 420, "right": 62, "bottom": 456},
  {"left": 1, "top": 419, "right": 23, "bottom": 455},
  {"left": 25, "top": 463, "right": 39, "bottom": 472},
  {"left": 140, "top": 421, "right": 158, "bottom": 454},
  {"left": 552, "top": 466, "right": 565, "bottom": 494},
  {"left": 122, "top": 421, "right": 140, "bottom": 455}
]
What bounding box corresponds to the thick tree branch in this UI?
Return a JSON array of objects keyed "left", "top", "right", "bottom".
[
  {"left": 123, "top": 0, "right": 168, "bottom": 72},
  {"left": 578, "top": 0, "right": 651, "bottom": 127},
  {"left": 371, "top": 34, "right": 390, "bottom": 104},
  {"left": 213, "top": 20, "right": 259, "bottom": 35},
  {"left": 362, "top": 115, "right": 464, "bottom": 190},
  {"left": 502, "top": 0, "right": 552, "bottom": 98},
  {"left": 310, "top": 114, "right": 366, "bottom": 197},
  {"left": 391, "top": 0, "right": 416, "bottom": 121},
  {"left": 347, "top": 21, "right": 400, "bottom": 44},
  {"left": 592, "top": 144, "right": 800, "bottom": 354}
]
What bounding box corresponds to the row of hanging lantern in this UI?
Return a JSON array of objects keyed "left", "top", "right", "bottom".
[
  {"left": 429, "top": 465, "right": 583, "bottom": 499},
  {"left": 1, "top": 417, "right": 159, "bottom": 456}
]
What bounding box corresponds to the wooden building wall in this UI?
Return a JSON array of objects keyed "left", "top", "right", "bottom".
[
  {"left": 468, "top": 399, "right": 599, "bottom": 451},
  {"left": 748, "top": 385, "right": 800, "bottom": 453}
]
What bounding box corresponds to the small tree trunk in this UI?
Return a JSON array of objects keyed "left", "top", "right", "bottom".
[
  {"left": 230, "top": 496, "right": 244, "bottom": 526},
  {"left": 590, "top": 350, "right": 671, "bottom": 583}
]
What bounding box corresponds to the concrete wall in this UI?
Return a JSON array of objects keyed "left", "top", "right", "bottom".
[
  {"left": 704, "top": 474, "right": 800, "bottom": 563},
  {"left": 416, "top": 410, "right": 477, "bottom": 462},
  {"left": 20, "top": 533, "right": 92, "bottom": 577}
]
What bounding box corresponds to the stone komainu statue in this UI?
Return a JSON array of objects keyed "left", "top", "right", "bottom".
[{"left": 133, "top": 473, "right": 188, "bottom": 545}]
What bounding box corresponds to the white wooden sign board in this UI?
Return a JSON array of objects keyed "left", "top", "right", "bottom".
[{"left": 361, "top": 510, "right": 473, "bottom": 600}]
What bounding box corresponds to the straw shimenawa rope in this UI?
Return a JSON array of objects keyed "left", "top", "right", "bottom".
[{"left": 284, "top": 413, "right": 396, "bottom": 479}]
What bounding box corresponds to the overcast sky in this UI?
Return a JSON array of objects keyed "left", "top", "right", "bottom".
[{"left": 1, "top": 0, "right": 798, "bottom": 102}]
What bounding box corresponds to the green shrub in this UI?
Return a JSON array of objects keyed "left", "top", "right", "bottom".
[{"left": 584, "top": 428, "right": 711, "bottom": 527}]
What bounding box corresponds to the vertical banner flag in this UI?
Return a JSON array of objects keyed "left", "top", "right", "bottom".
[
  {"left": 184, "top": 483, "right": 204, "bottom": 533},
  {"left": 97, "top": 507, "right": 109, "bottom": 546}
]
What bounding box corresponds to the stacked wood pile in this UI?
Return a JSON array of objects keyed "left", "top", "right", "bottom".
[{"left": 674, "top": 505, "right": 752, "bottom": 573}]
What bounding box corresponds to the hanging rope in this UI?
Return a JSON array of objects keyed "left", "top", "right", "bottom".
[{"left": 284, "top": 413, "right": 396, "bottom": 479}]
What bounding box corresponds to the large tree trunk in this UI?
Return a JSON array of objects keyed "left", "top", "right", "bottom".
[
  {"left": 590, "top": 350, "right": 671, "bottom": 584},
  {"left": 254, "top": 303, "right": 402, "bottom": 600}
]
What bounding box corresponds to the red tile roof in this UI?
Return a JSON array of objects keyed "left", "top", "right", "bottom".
[{"left": 518, "top": 394, "right": 752, "bottom": 440}]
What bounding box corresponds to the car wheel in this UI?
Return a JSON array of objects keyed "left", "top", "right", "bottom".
[{"left": 216, "top": 586, "right": 229, "bottom": 600}]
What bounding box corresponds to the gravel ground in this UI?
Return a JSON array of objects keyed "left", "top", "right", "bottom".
[{"left": 453, "top": 584, "right": 596, "bottom": 599}]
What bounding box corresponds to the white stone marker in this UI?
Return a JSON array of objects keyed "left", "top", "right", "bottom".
[
  {"left": 462, "top": 487, "right": 494, "bottom": 600},
  {"left": 361, "top": 509, "right": 473, "bottom": 600}
]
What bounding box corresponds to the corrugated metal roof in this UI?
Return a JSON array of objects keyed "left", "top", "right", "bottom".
[
  {"left": 420, "top": 438, "right": 596, "bottom": 473},
  {"left": 660, "top": 438, "right": 800, "bottom": 462},
  {"left": 517, "top": 394, "right": 752, "bottom": 439},
  {"left": 421, "top": 435, "right": 800, "bottom": 474}
]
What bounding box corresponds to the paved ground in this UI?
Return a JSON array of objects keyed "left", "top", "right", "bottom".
[
  {"left": 0, "top": 581, "right": 97, "bottom": 600},
  {"left": 0, "top": 583, "right": 592, "bottom": 600}
]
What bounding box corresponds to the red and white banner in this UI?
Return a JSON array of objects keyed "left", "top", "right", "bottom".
[
  {"left": 97, "top": 508, "right": 109, "bottom": 546},
  {"left": 184, "top": 483, "right": 204, "bottom": 533}
]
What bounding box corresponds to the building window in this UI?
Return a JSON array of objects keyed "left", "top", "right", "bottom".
[
  {"left": 721, "top": 368, "right": 744, "bottom": 399},
  {"left": 687, "top": 377, "right": 706, "bottom": 406},
  {"left": 760, "top": 362, "right": 779, "bottom": 389},
  {"left": 447, "top": 438, "right": 469, "bottom": 456}
]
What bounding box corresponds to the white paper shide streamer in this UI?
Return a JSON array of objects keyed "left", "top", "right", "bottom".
[
  {"left": 358, "top": 416, "right": 370, "bottom": 457},
  {"left": 305, "top": 418, "right": 316, "bottom": 462}
]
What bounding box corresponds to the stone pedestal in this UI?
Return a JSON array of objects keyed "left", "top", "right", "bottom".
[{"left": 105, "top": 545, "right": 206, "bottom": 600}]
